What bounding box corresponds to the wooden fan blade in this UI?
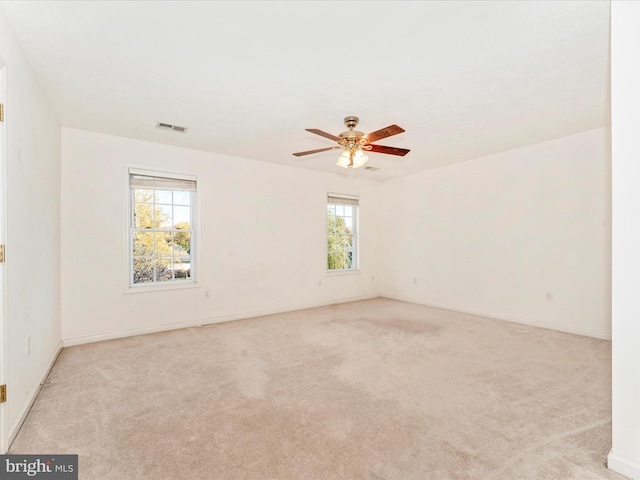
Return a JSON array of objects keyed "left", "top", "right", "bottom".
[
  {"left": 365, "top": 125, "right": 405, "bottom": 143},
  {"left": 366, "top": 144, "right": 410, "bottom": 156},
  {"left": 293, "top": 146, "right": 341, "bottom": 157},
  {"left": 305, "top": 128, "right": 341, "bottom": 142}
]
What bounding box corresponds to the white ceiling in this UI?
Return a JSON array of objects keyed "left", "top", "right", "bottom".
[{"left": 1, "top": 1, "right": 610, "bottom": 180}]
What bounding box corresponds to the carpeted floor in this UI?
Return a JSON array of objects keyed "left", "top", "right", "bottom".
[{"left": 10, "top": 298, "right": 624, "bottom": 479}]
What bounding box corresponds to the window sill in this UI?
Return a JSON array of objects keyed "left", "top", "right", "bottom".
[
  {"left": 326, "top": 270, "right": 361, "bottom": 277},
  {"left": 124, "top": 281, "right": 200, "bottom": 294}
]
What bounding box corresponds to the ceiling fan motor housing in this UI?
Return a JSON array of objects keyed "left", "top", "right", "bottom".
[
  {"left": 339, "top": 116, "right": 367, "bottom": 149},
  {"left": 339, "top": 130, "right": 366, "bottom": 141}
]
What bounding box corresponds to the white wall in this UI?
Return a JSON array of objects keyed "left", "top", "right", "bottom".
[
  {"left": 61, "top": 128, "right": 379, "bottom": 344},
  {"left": 61, "top": 125, "right": 613, "bottom": 343},
  {"left": 0, "top": 6, "right": 62, "bottom": 452},
  {"left": 379, "top": 127, "right": 611, "bottom": 339},
  {"left": 609, "top": 2, "right": 640, "bottom": 478}
]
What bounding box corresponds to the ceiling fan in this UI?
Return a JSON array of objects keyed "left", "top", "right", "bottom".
[{"left": 293, "top": 116, "right": 410, "bottom": 168}]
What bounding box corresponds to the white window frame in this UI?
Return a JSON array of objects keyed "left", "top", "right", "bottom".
[
  {"left": 327, "top": 193, "right": 359, "bottom": 273},
  {"left": 126, "top": 168, "right": 198, "bottom": 291}
]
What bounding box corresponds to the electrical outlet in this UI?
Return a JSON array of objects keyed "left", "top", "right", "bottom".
[
  {"left": 413, "top": 277, "right": 418, "bottom": 285},
  {"left": 318, "top": 279, "right": 322, "bottom": 287},
  {"left": 204, "top": 290, "right": 211, "bottom": 299},
  {"left": 26, "top": 336, "right": 30, "bottom": 356},
  {"left": 545, "top": 292, "right": 553, "bottom": 301}
]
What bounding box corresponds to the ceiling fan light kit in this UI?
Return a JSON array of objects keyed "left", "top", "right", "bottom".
[
  {"left": 337, "top": 149, "right": 368, "bottom": 169},
  {"left": 293, "top": 116, "right": 410, "bottom": 169}
]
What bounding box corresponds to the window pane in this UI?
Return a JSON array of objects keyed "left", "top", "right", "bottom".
[
  {"left": 328, "top": 251, "right": 341, "bottom": 270},
  {"left": 134, "top": 203, "right": 154, "bottom": 229},
  {"left": 328, "top": 252, "right": 337, "bottom": 270},
  {"left": 133, "top": 232, "right": 154, "bottom": 256},
  {"left": 337, "top": 217, "right": 349, "bottom": 233},
  {"left": 155, "top": 258, "right": 174, "bottom": 282},
  {"left": 155, "top": 190, "right": 172, "bottom": 204},
  {"left": 133, "top": 257, "right": 155, "bottom": 284},
  {"left": 173, "top": 257, "right": 191, "bottom": 280},
  {"left": 329, "top": 215, "right": 349, "bottom": 234},
  {"left": 345, "top": 251, "right": 353, "bottom": 269},
  {"left": 173, "top": 231, "right": 191, "bottom": 255},
  {"left": 156, "top": 205, "right": 172, "bottom": 229},
  {"left": 173, "top": 206, "right": 190, "bottom": 227},
  {"left": 173, "top": 191, "right": 191, "bottom": 206},
  {"left": 328, "top": 215, "right": 338, "bottom": 233},
  {"left": 328, "top": 205, "right": 336, "bottom": 215},
  {"left": 327, "top": 234, "right": 337, "bottom": 253},
  {"left": 340, "top": 234, "right": 353, "bottom": 250},
  {"left": 345, "top": 217, "right": 353, "bottom": 231},
  {"left": 134, "top": 189, "right": 153, "bottom": 204},
  {"left": 328, "top": 251, "right": 352, "bottom": 270},
  {"left": 328, "top": 234, "right": 354, "bottom": 270},
  {"left": 336, "top": 205, "right": 344, "bottom": 216},
  {"left": 327, "top": 234, "right": 350, "bottom": 252},
  {"left": 155, "top": 232, "right": 172, "bottom": 256}
]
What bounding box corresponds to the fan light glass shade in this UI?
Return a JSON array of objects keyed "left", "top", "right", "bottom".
[
  {"left": 336, "top": 149, "right": 368, "bottom": 169},
  {"left": 352, "top": 150, "right": 369, "bottom": 168},
  {"left": 336, "top": 151, "right": 351, "bottom": 168}
]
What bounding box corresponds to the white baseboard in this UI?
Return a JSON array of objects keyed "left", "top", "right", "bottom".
[
  {"left": 608, "top": 451, "right": 640, "bottom": 479},
  {"left": 64, "top": 293, "right": 611, "bottom": 346},
  {"left": 379, "top": 293, "right": 612, "bottom": 340},
  {"left": 63, "top": 294, "right": 378, "bottom": 347},
  {"left": 7, "top": 340, "right": 63, "bottom": 452}
]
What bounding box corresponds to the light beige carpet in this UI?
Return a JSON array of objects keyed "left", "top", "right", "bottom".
[{"left": 10, "top": 298, "right": 624, "bottom": 480}]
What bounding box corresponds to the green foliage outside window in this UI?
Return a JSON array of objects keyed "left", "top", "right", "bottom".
[
  {"left": 132, "top": 189, "right": 191, "bottom": 284},
  {"left": 327, "top": 207, "right": 355, "bottom": 270}
]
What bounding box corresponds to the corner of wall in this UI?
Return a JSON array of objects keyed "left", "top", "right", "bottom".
[{"left": 608, "top": 451, "right": 640, "bottom": 480}]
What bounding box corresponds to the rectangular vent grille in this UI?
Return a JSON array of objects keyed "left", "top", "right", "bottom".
[{"left": 156, "top": 122, "right": 188, "bottom": 133}]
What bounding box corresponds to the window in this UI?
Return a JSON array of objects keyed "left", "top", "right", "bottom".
[
  {"left": 327, "top": 194, "right": 359, "bottom": 271},
  {"left": 129, "top": 170, "right": 196, "bottom": 286}
]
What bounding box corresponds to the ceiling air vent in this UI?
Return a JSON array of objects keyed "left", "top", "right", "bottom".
[
  {"left": 156, "top": 122, "right": 188, "bottom": 133},
  {"left": 364, "top": 166, "right": 380, "bottom": 171}
]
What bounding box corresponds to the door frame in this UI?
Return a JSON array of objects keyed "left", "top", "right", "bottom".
[{"left": 0, "top": 59, "right": 8, "bottom": 454}]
